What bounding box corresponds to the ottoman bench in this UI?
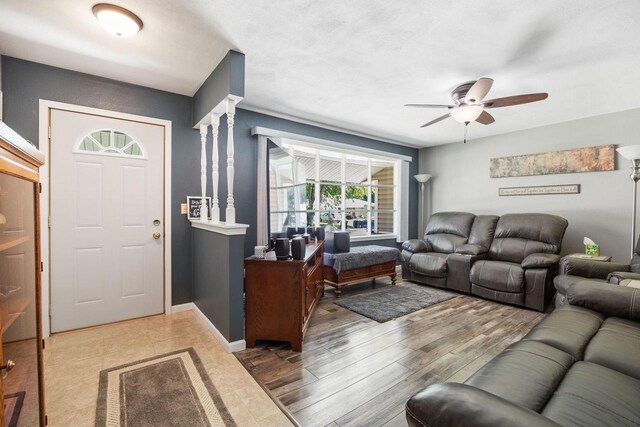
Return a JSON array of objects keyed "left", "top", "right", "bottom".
[{"left": 324, "top": 245, "right": 400, "bottom": 296}]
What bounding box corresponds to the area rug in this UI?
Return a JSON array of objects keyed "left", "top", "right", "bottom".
[
  {"left": 4, "top": 391, "right": 25, "bottom": 427},
  {"left": 334, "top": 282, "right": 455, "bottom": 322},
  {"left": 95, "top": 348, "right": 236, "bottom": 427}
]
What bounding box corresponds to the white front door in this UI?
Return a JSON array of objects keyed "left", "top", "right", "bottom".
[{"left": 50, "top": 109, "right": 165, "bottom": 332}]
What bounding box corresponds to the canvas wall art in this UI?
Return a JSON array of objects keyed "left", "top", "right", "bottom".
[{"left": 490, "top": 144, "right": 615, "bottom": 178}]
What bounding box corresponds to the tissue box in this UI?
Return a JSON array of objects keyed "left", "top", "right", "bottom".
[{"left": 585, "top": 244, "right": 600, "bottom": 257}]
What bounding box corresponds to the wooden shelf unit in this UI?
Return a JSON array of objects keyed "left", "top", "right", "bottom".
[{"left": 244, "top": 242, "right": 324, "bottom": 352}]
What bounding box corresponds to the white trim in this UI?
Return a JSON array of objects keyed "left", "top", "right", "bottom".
[
  {"left": 39, "top": 99, "right": 173, "bottom": 337},
  {"left": 190, "top": 219, "right": 249, "bottom": 235},
  {"left": 170, "top": 303, "right": 194, "bottom": 313},
  {"left": 251, "top": 126, "right": 413, "bottom": 162},
  {"left": 172, "top": 303, "right": 246, "bottom": 353},
  {"left": 398, "top": 160, "right": 410, "bottom": 242},
  {"left": 256, "top": 135, "right": 268, "bottom": 245},
  {"left": 242, "top": 104, "right": 422, "bottom": 149}
]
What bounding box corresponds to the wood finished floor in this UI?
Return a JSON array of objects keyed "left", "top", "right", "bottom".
[{"left": 236, "top": 276, "right": 547, "bottom": 427}]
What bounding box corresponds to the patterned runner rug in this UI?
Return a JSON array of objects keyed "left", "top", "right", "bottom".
[{"left": 95, "top": 348, "right": 236, "bottom": 427}]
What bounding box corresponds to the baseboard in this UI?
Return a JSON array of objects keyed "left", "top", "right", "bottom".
[
  {"left": 172, "top": 303, "right": 246, "bottom": 353},
  {"left": 171, "top": 303, "right": 194, "bottom": 313}
]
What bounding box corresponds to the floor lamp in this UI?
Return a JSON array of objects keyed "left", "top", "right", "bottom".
[
  {"left": 617, "top": 145, "right": 640, "bottom": 258},
  {"left": 414, "top": 174, "right": 432, "bottom": 235}
]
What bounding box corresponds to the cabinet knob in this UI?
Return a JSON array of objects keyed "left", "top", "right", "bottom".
[
  {"left": 305, "top": 287, "right": 309, "bottom": 294},
  {"left": 1, "top": 360, "right": 15, "bottom": 374}
]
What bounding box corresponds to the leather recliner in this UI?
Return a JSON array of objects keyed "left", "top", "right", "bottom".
[
  {"left": 401, "top": 212, "right": 498, "bottom": 292},
  {"left": 406, "top": 279, "right": 640, "bottom": 427},
  {"left": 469, "top": 213, "right": 568, "bottom": 311},
  {"left": 554, "top": 238, "right": 640, "bottom": 306}
]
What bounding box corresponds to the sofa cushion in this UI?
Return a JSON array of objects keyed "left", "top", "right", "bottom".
[
  {"left": 424, "top": 211, "right": 475, "bottom": 253},
  {"left": 466, "top": 341, "right": 575, "bottom": 412},
  {"left": 584, "top": 317, "right": 640, "bottom": 380},
  {"left": 470, "top": 260, "right": 524, "bottom": 293},
  {"left": 542, "top": 362, "right": 640, "bottom": 427},
  {"left": 408, "top": 252, "right": 448, "bottom": 277},
  {"left": 522, "top": 305, "right": 604, "bottom": 359},
  {"left": 488, "top": 214, "right": 568, "bottom": 263}
]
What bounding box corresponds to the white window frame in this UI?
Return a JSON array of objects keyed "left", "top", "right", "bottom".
[{"left": 264, "top": 134, "right": 410, "bottom": 242}]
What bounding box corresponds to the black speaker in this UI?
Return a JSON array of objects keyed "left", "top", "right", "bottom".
[
  {"left": 275, "top": 238, "right": 290, "bottom": 260},
  {"left": 333, "top": 231, "right": 351, "bottom": 254},
  {"left": 270, "top": 232, "right": 287, "bottom": 250},
  {"left": 314, "top": 227, "right": 325, "bottom": 241},
  {"left": 306, "top": 227, "right": 314, "bottom": 237},
  {"left": 303, "top": 234, "right": 310, "bottom": 244},
  {"left": 291, "top": 237, "right": 306, "bottom": 260},
  {"left": 286, "top": 227, "right": 297, "bottom": 239}
]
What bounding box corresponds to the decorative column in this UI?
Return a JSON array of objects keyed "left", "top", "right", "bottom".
[
  {"left": 210, "top": 113, "right": 221, "bottom": 223},
  {"left": 199, "top": 124, "right": 208, "bottom": 222},
  {"left": 225, "top": 98, "right": 236, "bottom": 224}
]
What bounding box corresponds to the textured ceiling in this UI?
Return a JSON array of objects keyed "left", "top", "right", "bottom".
[{"left": 1, "top": 0, "right": 639, "bottom": 147}]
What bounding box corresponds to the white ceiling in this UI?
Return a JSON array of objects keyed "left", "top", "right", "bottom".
[{"left": 1, "top": 0, "right": 639, "bottom": 147}]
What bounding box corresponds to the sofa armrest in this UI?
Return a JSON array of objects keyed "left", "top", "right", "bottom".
[
  {"left": 566, "top": 280, "right": 640, "bottom": 321},
  {"left": 406, "top": 383, "right": 560, "bottom": 427},
  {"left": 455, "top": 244, "right": 487, "bottom": 256},
  {"left": 402, "top": 239, "right": 430, "bottom": 254},
  {"left": 522, "top": 253, "right": 561, "bottom": 269},
  {"left": 559, "top": 257, "right": 630, "bottom": 279},
  {"left": 607, "top": 271, "right": 640, "bottom": 285}
]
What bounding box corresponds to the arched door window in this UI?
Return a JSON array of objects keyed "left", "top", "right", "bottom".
[{"left": 76, "top": 129, "right": 145, "bottom": 158}]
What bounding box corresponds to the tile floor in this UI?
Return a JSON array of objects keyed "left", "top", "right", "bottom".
[{"left": 43, "top": 310, "right": 293, "bottom": 426}]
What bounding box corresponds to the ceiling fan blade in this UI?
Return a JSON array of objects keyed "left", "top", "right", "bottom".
[
  {"left": 405, "top": 103, "right": 454, "bottom": 109},
  {"left": 483, "top": 93, "right": 548, "bottom": 108},
  {"left": 476, "top": 110, "right": 495, "bottom": 125},
  {"left": 420, "top": 113, "right": 451, "bottom": 128},
  {"left": 465, "top": 78, "right": 494, "bottom": 103}
]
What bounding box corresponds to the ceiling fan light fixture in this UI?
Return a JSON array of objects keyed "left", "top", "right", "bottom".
[
  {"left": 93, "top": 3, "right": 143, "bottom": 37},
  {"left": 451, "top": 105, "right": 483, "bottom": 124}
]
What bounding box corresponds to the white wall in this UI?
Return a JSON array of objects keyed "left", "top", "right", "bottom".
[{"left": 419, "top": 108, "right": 640, "bottom": 263}]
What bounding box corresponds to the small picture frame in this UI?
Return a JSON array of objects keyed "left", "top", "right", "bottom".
[{"left": 187, "top": 196, "right": 211, "bottom": 220}]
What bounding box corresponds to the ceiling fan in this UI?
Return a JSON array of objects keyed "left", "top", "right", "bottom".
[{"left": 406, "top": 78, "right": 548, "bottom": 142}]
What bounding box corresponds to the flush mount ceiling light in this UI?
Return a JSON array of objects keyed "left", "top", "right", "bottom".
[{"left": 92, "top": 3, "right": 143, "bottom": 37}]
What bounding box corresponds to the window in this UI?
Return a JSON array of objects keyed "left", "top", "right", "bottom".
[
  {"left": 77, "top": 129, "right": 144, "bottom": 157},
  {"left": 269, "top": 140, "right": 400, "bottom": 239}
]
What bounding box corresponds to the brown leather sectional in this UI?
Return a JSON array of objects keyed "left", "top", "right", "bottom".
[
  {"left": 406, "top": 279, "right": 640, "bottom": 427},
  {"left": 401, "top": 211, "right": 568, "bottom": 311}
]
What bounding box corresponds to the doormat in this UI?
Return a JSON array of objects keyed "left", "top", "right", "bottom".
[
  {"left": 95, "top": 348, "right": 236, "bottom": 426},
  {"left": 4, "top": 391, "right": 25, "bottom": 427},
  {"left": 334, "top": 282, "right": 455, "bottom": 322}
]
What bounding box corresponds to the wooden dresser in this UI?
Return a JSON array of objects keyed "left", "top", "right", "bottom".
[{"left": 245, "top": 242, "right": 324, "bottom": 351}]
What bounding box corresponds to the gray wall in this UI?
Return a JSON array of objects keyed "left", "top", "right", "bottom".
[
  {"left": 193, "top": 50, "right": 245, "bottom": 126},
  {"left": 1, "top": 56, "right": 198, "bottom": 305},
  {"left": 192, "top": 229, "right": 244, "bottom": 342},
  {"left": 420, "top": 108, "right": 640, "bottom": 263}
]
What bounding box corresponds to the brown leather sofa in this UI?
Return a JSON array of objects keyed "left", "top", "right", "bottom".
[
  {"left": 401, "top": 212, "right": 498, "bottom": 293},
  {"left": 403, "top": 212, "right": 568, "bottom": 311},
  {"left": 469, "top": 213, "right": 568, "bottom": 311},
  {"left": 406, "top": 279, "right": 640, "bottom": 427},
  {"left": 554, "top": 238, "right": 640, "bottom": 306}
]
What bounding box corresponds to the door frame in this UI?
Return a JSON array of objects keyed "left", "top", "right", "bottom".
[{"left": 38, "top": 100, "right": 173, "bottom": 337}]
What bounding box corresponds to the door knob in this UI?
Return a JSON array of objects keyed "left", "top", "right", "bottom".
[
  {"left": 153, "top": 232, "right": 161, "bottom": 240},
  {"left": 1, "top": 360, "right": 15, "bottom": 373}
]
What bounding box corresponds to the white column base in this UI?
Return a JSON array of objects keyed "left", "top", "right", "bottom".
[
  {"left": 211, "top": 207, "right": 220, "bottom": 223},
  {"left": 226, "top": 207, "right": 236, "bottom": 224}
]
